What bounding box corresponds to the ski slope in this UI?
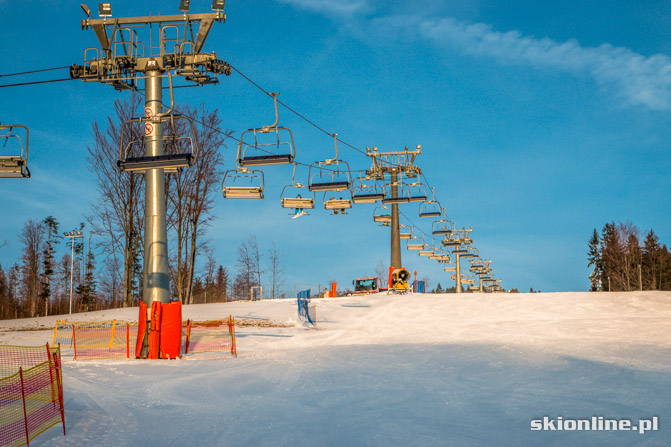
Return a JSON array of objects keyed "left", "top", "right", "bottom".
[{"left": 1, "top": 291, "right": 670, "bottom": 446}]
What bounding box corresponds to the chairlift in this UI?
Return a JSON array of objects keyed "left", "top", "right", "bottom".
[
  {"left": 351, "top": 175, "right": 385, "bottom": 204},
  {"left": 280, "top": 164, "right": 315, "bottom": 209},
  {"left": 118, "top": 72, "right": 199, "bottom": 173},
  {"left": 373, "top": 206, "right": 391, "bottom": 224},
  {"left": 381, "top": 178, "right": 411, "bottom": 204},
  {"left": 404, "top": 181, "right": 428, "bottom": 202},
  {"left": 399, "top": 224, "right": 412, "bottom": 239},
  {"left": 0, "top": 123, "right": 30, "bottom": 178},
  {"left": 406, "top": 236, "right": 424, "bottom": 251},
  {"left": 324, "top": 190, "right": 352, "bottom": 213},
  {"left": 238, "top": 93, "right": 296, "bottom": 167},
  {"left": 444, "top": 267, "right": 457, "bottom": 272},
  {"left": 418, "top": 246, "right": 435, "bottom": 256},
  {"left": 309, "top": 134, "right": 352, "bottom": 192},
  {"left": 222, "top": 169, "right": 264, "bottom": 199},
  {"left": 418, "top": 188, "right": 442, "bottom": 218},
  {"left": 432, "top": 219, "right": 453, "bottom": 236}
]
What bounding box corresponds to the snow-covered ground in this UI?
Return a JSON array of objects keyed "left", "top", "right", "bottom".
[{"left": 2, "top": 291, "right": 670, "bottom": 446}]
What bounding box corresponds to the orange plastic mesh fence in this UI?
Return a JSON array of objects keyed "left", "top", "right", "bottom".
[
  {"left": 0, "top": 345, "right": 65, "bottom": 447},
  {"left": 72, "top": 322, "right": 138, "bottom": 360},
  {"left": 184, "top": 317, "right": 237, "bottom": 357}
]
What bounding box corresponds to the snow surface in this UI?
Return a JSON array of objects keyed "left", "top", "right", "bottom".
[{"left": 1, "top": 291, "right": 670, "bottom": 446}]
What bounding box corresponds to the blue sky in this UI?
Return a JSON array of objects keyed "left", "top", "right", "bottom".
[{"left": 1, "top": 0, "right": 670, "bottom": 293}]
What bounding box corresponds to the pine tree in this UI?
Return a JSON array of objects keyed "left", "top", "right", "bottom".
[
  {"left": 587, "top": 228, "right": 601, "bottom": 291},
  {"left": 76, "top": 248, "right": 97, "bottom": 311},
  {"left": 39, "top": 216, "right": 60, "bottom": 316}
]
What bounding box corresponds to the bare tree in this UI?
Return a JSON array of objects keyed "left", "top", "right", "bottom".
[
  {"left": 267, "top": 241, "right": 284, "bottom": 298},
  {"left": 19, "top": 219, "right": 45, "bottom": 317},
  {"left": 166, "top": 104, "right": 229, "bottom": 304},
  {"left": 235, "top": 236, "right": 263, "bottom": 300},
  {"left": 375, "top": 260, "right": 388, "bottom": 288},
  {"left": 87, "top": 93, "right": 144, "bottom": 307}
]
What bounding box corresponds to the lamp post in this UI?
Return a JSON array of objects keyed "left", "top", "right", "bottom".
[{"left": 63, "top": 231, "right": 83, "bottom": 314}]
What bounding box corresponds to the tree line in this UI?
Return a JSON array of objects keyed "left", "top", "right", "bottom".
[
  {"left": 0, "top": 95, "right": 287, "bottom": 320},
  {"left": 587, "top": 221, "right": 671, "bottom": 291}
]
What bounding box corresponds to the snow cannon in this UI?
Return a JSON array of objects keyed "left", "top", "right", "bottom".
[{"left": 390, "top": 267, "right": 411, "bottom": 294}]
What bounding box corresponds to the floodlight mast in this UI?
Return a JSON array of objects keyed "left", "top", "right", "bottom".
[
  {"left": 365, "top": 145, "right": 422, "bottom": 270},
  {"left": 70, "top": 6, "right": 229, "bottom": 320}
]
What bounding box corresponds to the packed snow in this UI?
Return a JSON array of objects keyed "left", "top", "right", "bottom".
[{"left": 1, "top": 291, "right": 670, "bottom": 446}]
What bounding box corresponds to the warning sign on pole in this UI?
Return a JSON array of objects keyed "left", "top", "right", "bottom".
[
  {"left": 145, "top": 107, "right": 153, "bottom": 119},
  {"left": 145, "top": 123, "right": 154, "bottom": 135}
]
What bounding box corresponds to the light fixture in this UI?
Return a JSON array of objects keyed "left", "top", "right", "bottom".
[
  {"left": 212, "top": 0, "right": 225, "bottom": 11},
  {"left": 81, "top": 3, "right": 91, "bottom": 17},
  {"left": 179, "top": 0, "right": 190, "bottom": 13},
  {"left": 98, "top": 2, "right": 112, "bottom": 17}
]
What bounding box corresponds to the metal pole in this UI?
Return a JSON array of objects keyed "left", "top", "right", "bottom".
[
  {"left": 639, "top": 264, "right": 642, "bottom": 291},
  {"left": 479, "top": 275, "right": 483, "bottom": 293},
  {"left": 69, "top": 239, "right": 74, "bottom": 315},
  {"left": 142, "top": 70, "right": 171, "bottom": 307},
  {"left": 455, "top": 253, "right": 462, "bottom": 294},
  {"left": 390, "top": 170, "right": 402, "bottom": 269}
]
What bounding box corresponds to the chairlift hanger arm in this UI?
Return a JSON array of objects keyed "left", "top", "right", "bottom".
[{"left": 82, "top": 12, "right": 225, "bottom": 31}]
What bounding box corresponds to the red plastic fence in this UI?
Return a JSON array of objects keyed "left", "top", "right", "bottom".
[
  {"left": 0, "top": 344, "right": 65, "bottom": 447},
  {"left": 184, "top": 317, "right": 237, "bottom": 357},
  {"left": 71, "top": 322, "right": 138, "bottom": 361}
]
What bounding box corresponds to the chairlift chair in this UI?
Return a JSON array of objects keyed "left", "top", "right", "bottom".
[
  {"left": 444, "top": 267, "right": 457, "bottom": 272},
  {"left": 418, "top": 188, "right": 442, "bottom": 218},
  {"left": 0, "top": 123, "right": 30, "bottom": 178},
  {"left": 406, "top": 236, "right": 424, "bottom": 251},
  {"left": 117, "top": 73, "right": 199, "bottom": 173},
  {"left": 373, "top": 206, "right": 391, "bottom": 224},
  {"left": 432, "top": 219, "right": 453, "bottom": 236},
  {"left": 351, "top": 175, "right": 385, "bottom": 204},
  {"left": 381, "top": 179, "right": 412, "bottom": 204},
  {"left": 399, "top": 224, "right": 412, "bottom": 239},
  {"left": 404, "top": 181, "right": 428, "bottom": 202},
  {"left": 222, "top": 168, "right": 264, "bottom": 199},
  {"left": 308, "top": 134, "right": 352, "bottom": 192},
  {"left": 280, "top": 164, "right": 315, "bottom": 209},
  {"left": 237, "top": 93, "right": 296, "bottom": 167},
  {"left": 324, "top": 190, "right": 353, "bottom": 212}
]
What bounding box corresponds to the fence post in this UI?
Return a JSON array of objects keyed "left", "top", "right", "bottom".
[
  {"left": 110, "top": 320, "right": 116, "bottom": 349},
  {"left": 126, "top": 324, "right": 130, "bottom": 359},
  {"left": 46, "top": 344, "right": 56, "bottom": 406},
  {"left": 185, "top": 320, "right": 191, "bottom": 354},
  {"left": 72, "top": 325, "right": 77, "bottom": 361},
  {"left": 19, "top": 367, "right": 30, "bottom": 447},
  {"left": 52, "top": 321, "right": 58, "bottom": 347}
]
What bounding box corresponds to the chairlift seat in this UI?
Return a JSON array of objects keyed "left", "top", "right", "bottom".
[
  {"left": 352, "top": 193, "right": 385, "bottom": 204},
  {"left": 281, "top": 197, "right": 315, "bottom": 209},
  {"left": 408, "top": 194, "right": 428, "bottom": 202},
  {"left": 432, "top": 229, "right": 451, "bottom": 236},
  {"left": 444, "top": 267, "right": 457, "bottom": 272},
  {"left": 399, "top": 232, "right": 411, "bottom": 239},
  {"left": 407, "top": 243, "right": 423, "bottom": 250},
  {"left": 223, "top": 186, "right": 264, "bottom": 199},
  {"left": 382, "top": 196, "right": 411, "bottom": 205},
  {"left": 239, "top": 153, "right": 294, "bottom": 167},
  {"left": 309, "top": 180, "right": 351, "bottom": 192},
  {"left": 373, "top": 215, "right": 391, "bottom": 224},
  {"left": 118, "top": 153, "right": 193, "bottom": 172},
  {"left": 419, "top": 211, "right": 442, "bottom": 218},
  {"left": 418, "top": 250, "right": 434, "bottom": 256},
  {"left": 324, "top": 198, "right": 352, "bottom": 210},
  {"left": 453, "top": 249, "right": 468, "bottom": 254},
  {"left": 442, "top": 240, "right": 460, "bottom": 247},
  {"left": 0, "top": 156, "right": 30, "bottom": 178}
]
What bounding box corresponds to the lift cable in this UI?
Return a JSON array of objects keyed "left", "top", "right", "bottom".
[{"left": 0, "top": 65, "right": 71, "bottom": 78}]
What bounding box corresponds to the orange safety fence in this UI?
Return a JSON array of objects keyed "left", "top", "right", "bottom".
[
  {"left": 0, "top": 344, "right": 65, "bottom": 447},
  {"left": 58, "top": 317, "right": 237, "bottom": 360},
  {"left": 70, "top": 322, "right": 138, "bottom": 361},
  {"left": 184, "top": 317, "right": 237, "bottom": 357}
]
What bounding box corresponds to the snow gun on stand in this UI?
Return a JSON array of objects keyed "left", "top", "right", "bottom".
[{"left": 388, "top": 266, "right": 411, "bottom": 294}]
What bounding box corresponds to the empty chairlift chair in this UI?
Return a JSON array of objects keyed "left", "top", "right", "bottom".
[
  {"left": 406, "top": 236, "right": 425, "bottom": 251},
  {"left": 237, "top": 93, "right": 296, "bottom": 167},
  {"left": 117, "top": 72, "right": 199, "bottom": 173},
  {"left": 399, "top": 224, "right": 412, "bottom": 239},
  {"left": 404, "top": 181, "right": 429, "bottom": 202},
  {"left": 309, "top": 134, "right": 352, "bottom": 193},
  {"left": 0, "top": 123, "right": 30, "bottom": 178},
  {"left": 432, "top": 218, "right": 453, "bottom": 236},
  {"left": 351, "top": 175, "right": 385, "bottom": 204},
  {"left": 419, "top": 188, "right": 442, "bottom": 218},
  {"left": 222, "top": 163, "right": 265, "bottom": 200},
  {"left": 381, "top": 177, "right": 412, "bottom": 205},
  {"left": 280, "top": 164, "right": 315, "bottom": 210}
]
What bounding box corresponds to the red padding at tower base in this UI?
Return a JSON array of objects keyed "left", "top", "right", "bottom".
[
  {"left": 148, "top": 301, "right": 162, "bottom": 359},
  {"left": 135, "top": 301, "right": 148, "bottom": 358},
  {"left": 160, "top": 301, "right": 182, "bottom": 359}
]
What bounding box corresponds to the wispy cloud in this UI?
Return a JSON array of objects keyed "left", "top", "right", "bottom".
[
  {"left": 368, "top": 15, "right": 671, "bottom": 111},
  {"left": 275, "top": 0, "right": 368, "bottom": 16}
]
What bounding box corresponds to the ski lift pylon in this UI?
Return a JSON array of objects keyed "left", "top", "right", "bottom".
[
  {"left": 237, "top": 93, "right": 296, "bottom": 167},
  {"left": 0, "top": 123, "right": 30, "bottom": 178}
]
